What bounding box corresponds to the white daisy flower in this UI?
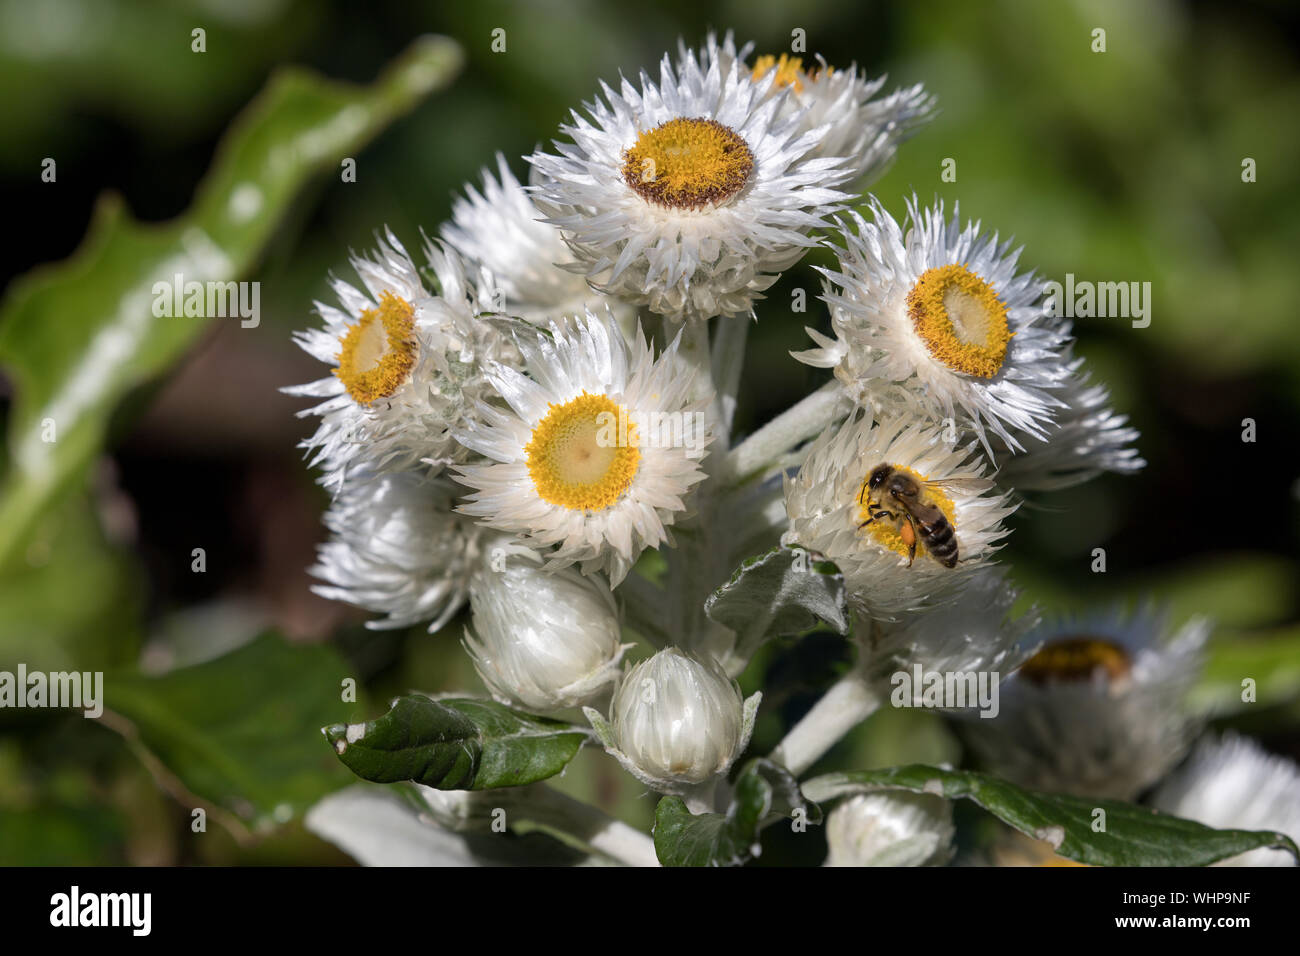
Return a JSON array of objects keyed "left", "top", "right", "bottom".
[
  {"left": 701, "top": 31, "right": 934, "bottom": 186},
  {"left": 990, "top": 363, "right": 1145, "bottom": 491},
  {"left": 528, "top": 42, "right": 853, "bottom": 322},
  {"left": 795, "top": 198, "right": 1076, "bottom": 455},
  {"left": 310, "top": 472, "right": 482, "bottom": 633},
  {"left": 781, "top": 412, "right": 1015, "bottom": 622},
  {"left": 284, "top": 230, "right": 516, "bottom": 492},
  {"left": 959, "top": 606, "right": 1209, "bottom": 800},
  {"left": 865, "top": 566, "right": 1039, "bottom": 695},
  {"left": 441, "top": 154, "right": 627, "bottom": 326},
  {"left": 453, "top": 312, "right": 712, "bottom": 586},
  {"left": 824, "top": 792, "right": 955, "bottom": 867},
  {"left": 463, "top": 542, "right": 631, "bottom": 714},
  {"left": 1151, "top": 733, "right": 1300, "bottom": 866}
]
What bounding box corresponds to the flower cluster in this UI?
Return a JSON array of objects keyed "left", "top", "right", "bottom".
[{"left": 289, "top": 32, "right": 1296, "bottom": 867}]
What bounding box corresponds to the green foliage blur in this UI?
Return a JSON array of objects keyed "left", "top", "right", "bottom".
[{"left": 0, "top": 0, "right": 1297, "bottom": 865}]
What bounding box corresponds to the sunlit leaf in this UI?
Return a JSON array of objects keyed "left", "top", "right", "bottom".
[
  {"left": 324, "top": 695, "right": 588, "bottom": 791},
  {"left": 0, "top": 35, "right": 463, "bottom": 569}
]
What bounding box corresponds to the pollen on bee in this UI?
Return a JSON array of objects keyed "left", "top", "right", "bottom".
[{"left": 855, "top": 464, "right": 957, "bottom": 563}]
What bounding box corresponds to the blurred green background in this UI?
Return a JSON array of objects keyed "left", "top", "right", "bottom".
[{"left": 0, "top": 0, "right": 1298, "bottom": 865}]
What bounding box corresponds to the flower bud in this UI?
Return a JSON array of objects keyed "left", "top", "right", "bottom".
[
  {"left": 464, "top": 547, "right": 628, "bottom": 713},
  {"left": 592, "top": 646, "right": 758, "bottom": 793},
  {"left": 824, "top": 792, "right": 955, "bottom": 867}
]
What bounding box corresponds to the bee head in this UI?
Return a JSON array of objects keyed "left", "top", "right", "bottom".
[{"left": 867, "top": 464, "right": 892, "bottom": 491}]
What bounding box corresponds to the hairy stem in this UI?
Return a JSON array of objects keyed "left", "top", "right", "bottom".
[
  {"left": 769, "top": 670, "right": 881, "bottom": 777},
  {"left": 584, "top": 816, "right": 661, "bottom": 867},
  {"left": 711, "top": 314, "right": 751, "bottom": 440},
  {"left": 722, "top": 380, "right": 844, "bottom": 486},
  {"left": 534, "top": 786, "right": 660, "bottom": 867}
]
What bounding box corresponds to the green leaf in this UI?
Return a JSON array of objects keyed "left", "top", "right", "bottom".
[
  {"left": 325, "top": 695, "right": 588, "bottom": 791},
  {"left": 1192, "top": 626, "right": 1300, "bottom": 715},
  {"left": 653, "top": 758, "right": 816, "bottom": 867},
  {"left": 0, "top": 804, "right": 126, "bottom": 866},
  {"left": 705, "top": 546, "right": 849, "bottom": 662},
  {"left": 0, "top": 497, "right": 142, "bottom": 678},
  {"left": 0, "top": 35, "right": 463, "bottom": 570},
  {"left": 104, "top": 633, "right": 357, "bottom": 831},
  {"left": 802, "top": 765, "right": 1300, "bottom": 867}
]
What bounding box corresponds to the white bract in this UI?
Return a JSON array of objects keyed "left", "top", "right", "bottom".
[
  {"left": 464, "top": 544, "right": 630, "bottom": 713},
  {"left": 824, "top": 792, "right": 955, "bottom": 867},
  {"left": 1151, "top": 733, "right": 1300, "bottom": 867},
  {"left": 988, "top": 366, "right": 1145, "bottom": 491},
  {"left": 453, "top": 312, "right": 712, "bottom": 586},
  {"left": 865, "top": 566, "right": 1039, "bottom": 694},
  {"left": 529, "top": 40, "right": 852, "bottom": 322},
  {"left": 587, "top": 647, "right": 759, "bottom": 793},
  {"left": 698, "top": 33, "right": 935, "bottom": 186},
  {"left": 782, "top": 412, "right": 1015, "bottom": 621},
  {"left": 442, "top": 154, "right": 626, "bottom": 326},
  {"left": 959, "top": 607, "right": 1209, "bottom": 800},
  {"left": 284, "top": 231, "right": 517, "bottom": 492},
  {"left": 796, "top": 198, "right": 1076, "bottom": 456},
  {"left": 310, "top": 472, "right": 481, "bottom": 632}
]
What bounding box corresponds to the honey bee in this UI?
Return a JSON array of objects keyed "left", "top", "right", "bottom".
[{"left": 858, "top": 465, "right": 991, "bottom": 568}]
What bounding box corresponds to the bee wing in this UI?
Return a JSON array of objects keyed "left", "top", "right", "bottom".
[{"left": 924, "top": 475, "right": 996, "bottom": 495}]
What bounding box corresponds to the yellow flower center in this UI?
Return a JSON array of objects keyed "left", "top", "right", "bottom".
[
  {"left": 334, "top": 291, "right": 418, "bottom": 404},
  {"left": 751, "top": 53, "right": 808, "bottom": 91},
  {"left": 525, "top": 392, "right": 641, "bottom": 511},
  {"left": 621, "top": 117, "right": 754, "bottom": 210},
  {"left": 907, "top": 265, "right": 1013, "bottom": 378},
  {"left": 856, "top": 465, "right": 957, "bottom": 560},
  {"left": 1017, "top": 637, "right": 1133, "bottom": 686}
]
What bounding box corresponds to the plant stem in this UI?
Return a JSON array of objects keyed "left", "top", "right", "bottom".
[
  {"left": 669, "top": 319, "right": 739, "bottom": 658},
  {"left": 677, "top": 319, "right": 715, "bottom": 412},
  {"left": 535, "top": 786, "right": 660, "bottom": 866},
  {"left": 585, "top": 817, "right": 661, "bottom": 867},
  {"left": 769, "top": 671, "right": 881, "bottom": 777},
  {"left": 619, "top": 570, "right": 669, "bottom": 649},
  {"left": 722, "top": 380, "right": 844, "bottom": 486},
  {"left": 711, "top": 314, "right": 750, "bottom": 439}
]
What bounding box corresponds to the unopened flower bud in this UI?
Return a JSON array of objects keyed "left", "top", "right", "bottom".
[
  {"left": 465, "top": 548, "right": 628, "bottom": 713},
  {"left": 588, "top": 646, "right": 759, "bottom": 793},
  {"left": 824, "top": 792, "right": 955, "bottom": 867}
]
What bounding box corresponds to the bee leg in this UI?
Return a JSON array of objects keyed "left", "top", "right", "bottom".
[{"left": 858, "top": 507, "right": 892, "bottom": 531}]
